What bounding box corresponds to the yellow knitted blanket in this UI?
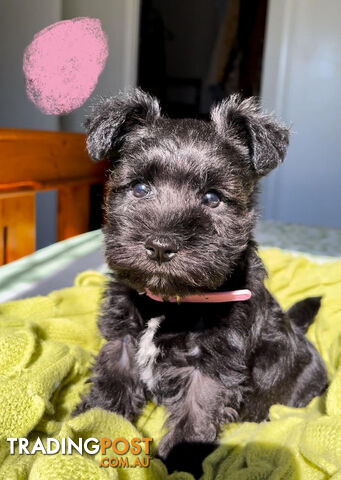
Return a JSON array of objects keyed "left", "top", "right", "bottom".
[{"left": 0, "top": 248, "right": 341, "bottom": 480}]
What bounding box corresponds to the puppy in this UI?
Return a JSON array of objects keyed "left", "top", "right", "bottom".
[{"left": 74, "top": 89, "right": 327, "bottom": 474}]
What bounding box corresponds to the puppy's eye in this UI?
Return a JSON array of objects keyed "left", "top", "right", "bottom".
[
  {"left": 132, "top": 182, "right": 150, "bottom": 198},
  {"left": 203, "top": 190, "right": 221, "bottom": 208}
]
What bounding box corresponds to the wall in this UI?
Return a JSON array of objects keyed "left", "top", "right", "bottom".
[
  {"left": 260, "top": 0, "right": 341, "bottom": 228},
  {"left": 0, "top": 0, "right": 61, "bottom": 130},
  {"left": 0, "top": 0, "right": 140, "bottom": 248},
  {"left": 61, "top": 0, "right": 140, "bottom": 132},
  {"left": 0, "top": 0, "right": 61, "bottom": 249}
]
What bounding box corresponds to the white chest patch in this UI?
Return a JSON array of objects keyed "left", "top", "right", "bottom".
[{"left": 136, "top": 316, "right": 162, "bottom": 390}]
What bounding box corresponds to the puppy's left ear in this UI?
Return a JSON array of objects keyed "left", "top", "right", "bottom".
[
  {"left": 85, "top": 88, "right": 161, "bottom": 162},
  {"left": 210, "top": 94, "right": 290, "bottom": 176}
]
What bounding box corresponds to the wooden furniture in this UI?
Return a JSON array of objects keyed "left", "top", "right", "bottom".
[{"left": 0, "top": 129, "right": 108, "bottom": 265}]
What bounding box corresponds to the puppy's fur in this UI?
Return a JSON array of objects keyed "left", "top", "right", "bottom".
[{"left": 74, "top": 89, "right": 327, "bottom": 473}]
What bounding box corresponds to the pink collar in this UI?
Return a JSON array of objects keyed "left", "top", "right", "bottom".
[{"left": 145, "top": 289, "right": 252, "bottom": 303}]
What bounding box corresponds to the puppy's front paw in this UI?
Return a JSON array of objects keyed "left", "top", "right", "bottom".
[
  {"left": 218, "top": 404, "right": 239, "bottom": 423},
  {"left": 157, "top": 431, "right": 178, "bottom": 460}
]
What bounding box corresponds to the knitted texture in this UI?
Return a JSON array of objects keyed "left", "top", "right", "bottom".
[{"left": 0, "top": 249, "right": 340, "bottom": 479}]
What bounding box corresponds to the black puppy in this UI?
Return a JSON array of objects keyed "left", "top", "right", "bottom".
[{"left": 75, "top": 89, "right": 327, "bottom": 474}]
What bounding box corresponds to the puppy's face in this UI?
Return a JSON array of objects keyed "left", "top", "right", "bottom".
[
  {"left": 86, "top": 90, "right": 289, "bottom": 297},
  {"left": 104, "top": 120, "right": 256, "bottom": 296}
]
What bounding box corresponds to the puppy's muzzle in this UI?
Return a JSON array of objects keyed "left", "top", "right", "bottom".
[{"left": 144, "top": 236, "right": 178, "bottom": 263}]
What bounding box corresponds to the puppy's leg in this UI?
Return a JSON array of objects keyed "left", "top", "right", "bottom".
[
  {"left": 157, "top": 369, "right": 237, "bottom": 475},
  {"left": 73, "top": 335, "right": 146, "bottom": 421}
]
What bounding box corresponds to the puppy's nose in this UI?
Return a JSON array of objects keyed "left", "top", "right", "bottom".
[{"left": 145, "top": 236, "right": 178, "bottom": 263}]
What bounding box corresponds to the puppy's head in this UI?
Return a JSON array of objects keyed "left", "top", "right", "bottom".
[{"left": 86, "top": 89, "right": 289, "bottom": 297}]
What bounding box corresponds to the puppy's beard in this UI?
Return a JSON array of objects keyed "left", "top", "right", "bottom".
[
  {"left": 106, "top": 243, "right": 240, "bottom": 297},
  {"left": 114, "top": 266, "right": 228, "bottom": 297}
]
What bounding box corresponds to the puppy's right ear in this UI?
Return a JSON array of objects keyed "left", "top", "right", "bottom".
[{"left": 85, "top": 88, "right": 161, "bottom": 162}]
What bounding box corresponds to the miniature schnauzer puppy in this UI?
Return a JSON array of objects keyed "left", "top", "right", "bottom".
[{"left": 74, "top": 89, "right": 327, "bottom": 474}]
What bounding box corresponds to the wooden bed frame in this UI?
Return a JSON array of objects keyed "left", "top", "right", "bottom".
[{"left": 0, "top": 129, "right": 108, "bottom": 266}]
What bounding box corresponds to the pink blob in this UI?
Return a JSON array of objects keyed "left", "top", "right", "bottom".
[{"left": 23, "top": 17, "right": 108, "bottom": 115}]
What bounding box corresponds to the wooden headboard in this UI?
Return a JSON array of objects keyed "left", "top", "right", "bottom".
[{"left": 0, "top": 129, "right": 108, "bottom": 265}]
